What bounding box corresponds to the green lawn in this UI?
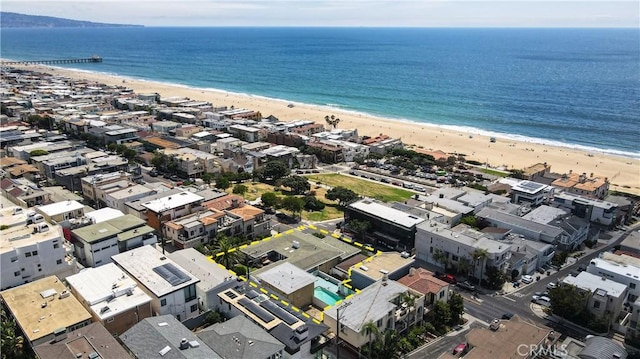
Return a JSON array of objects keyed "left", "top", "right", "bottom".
[
  {"left": 305, "top": 174, "right": 414, "bottom": 202},
  {"left": 480, "top": 168, "right": 510, "bottom": 177}
]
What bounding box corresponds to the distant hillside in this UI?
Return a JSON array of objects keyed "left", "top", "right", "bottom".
[{"left": 0, "top": 12, "right": 143, "bottom": 28}]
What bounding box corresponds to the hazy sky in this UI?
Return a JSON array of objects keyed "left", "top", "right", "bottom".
[{"left": 2, "top": 1, "right": 638, "bottom": 27}]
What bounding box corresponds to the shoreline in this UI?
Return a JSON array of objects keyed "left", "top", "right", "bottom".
[{"left": 5, "top": 63, "right": 640, "bottom": 195}]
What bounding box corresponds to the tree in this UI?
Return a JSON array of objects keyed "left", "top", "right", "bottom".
[
  {"left": 325, "top": 114, "right": 341, "bottom": 129},
  {"left": 151, "top": 151, "right": 168, "bottom": 171},
  {"left": 215, "top": 176, "right": 230, "bottom": 190},
  {"left": 456, "top": 257, "right": 472, "bottom": 276},
  {"left": 431, "top": 301, "right": 451, "bottom": 331},
  {"left": 448, "top": 293, "right": 465, "bottom": 325},
  {"left": 348, "top": 219, "right": 371, "bottom": 240},
  {"left": 485, "top": 266, "right": 506, "bottom": 290},
  {"left": 232, "top": 184, "right": 248, "bottom": 195},
  {"left": 360, "top": 320, "right": 380, "bottom": 358},
  {"left": 325, "top": 186, "right": 358, "bottom": 207},
  {"left": 122, "top": 148, "right": 137, "bottom": 161},
  {"left": 281, "top": 196, "right": 304, "bottom": 220},
  {"left": 214, "top": 235, "right": 240, "bottom": 269},
  {"left": 202, "top": 172, "right": 215, "bottom": 185},
  {"left": 460, "top": 215, "right": 482, "bottom": 230},
  {"left": 548, "top": 284, "right": 590, "bottom": 322},
  {"left": 29, "top": 149, "right": 48, "bottom": 157},
  {"left": 258, "top": 161, "right": 290, "bottom": 183},
  {"left": 1, "top": 306, "right": 26, "bottom": 359},
  {"left": 432, "top": 248, "right": 449, "bottom": 270},
  {"left": 280, "top": 175, "right": 310, "bottom": 195},
  {"left": 471, "top": 248, "right": 489, "bottom": 285},
  {"left": 303, "top": 195, "right": 325, "bottom": 211},
  {"left": 261, "top": 192, "right": 279, "bottom": 208}
]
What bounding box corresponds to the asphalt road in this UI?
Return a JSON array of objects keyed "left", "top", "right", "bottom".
[{"left": 407, "top": 321, "right": 486, "bottom": 358}]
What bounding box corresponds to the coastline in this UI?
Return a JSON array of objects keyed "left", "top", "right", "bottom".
[{"left": 8, "top": 64, "right": 640, "bottom": 195}]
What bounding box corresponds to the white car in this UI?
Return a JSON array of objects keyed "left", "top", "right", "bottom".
[
  {"left": 521, "top": 275, "right": 533, "bottom": 284},
  {"left": 547, "top": 282, "right": 557, "bottom": 289}
]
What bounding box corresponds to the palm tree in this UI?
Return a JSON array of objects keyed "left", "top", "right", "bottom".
[
  {"left": 456, "top": 257, "right": 472, "bottom": 276},
  {"left": 360, "top": 320, "right": 380, "bottom": 358},
  {"left": 215, "top": 235, "right": 240, "bottom": 269},
  {"left": 471, "top": 248, "right": 489, "bottom": 286},
  {"left": 432, "top": 248, "right": 449, "bottom": 270},
  {"left": 398, "top": 292, "right": 418, "bottom": 331},
  {"left": 325, "top": 114, "right": 341, "bottom": 129},
  {"left": 1, "top": 307, "right": 25, "bottom": 359}
]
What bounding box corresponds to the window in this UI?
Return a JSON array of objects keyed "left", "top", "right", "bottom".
[
  {"left": 429, "top": 247, "right": 433, "bottom": 253},
  {"left": 199, "top": 227, "right": 203, "bottom": 233},
  {"left": 14, "top": 271, "right": 20, "bottom": 277},
  {"left": 32, "top": 251, "right": 38, "bottom": 256},
  {"left": 25, "top": 252, "right": 31, "bottom": 258},
  {"left": 631, "top": 283, "right": 636, "bottom": 289},
  {"left": 10, "top": 256, "right": 18, "bottom": 262},
  {"left": 593, "top": 301, "right": 601, "bottom": 309},
  {"left": 54, "top": 243, "right": 60, "bottom": 249},
  {"left": 184, "top": 284, "right": 196, "bottom": 302},
  {"left": 56, "top": 259, "right": 63, "bottom": 265},
  {"left": 190, "top": 304, "right": 198, "bottom": 312},
  {"left": 439, "top": 291, "right": 445, "bottom": 298},
  {"left": 161, "top": 299, "right": 167, "bottom": 306},
  {"left": 451, "top": 255, "right": 459, "bottom": 261},
  {"left": 106, "top": 317, "right": 115, "bottom": 323}
]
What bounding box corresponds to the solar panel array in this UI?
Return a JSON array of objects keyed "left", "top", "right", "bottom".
[
  {"left": 225, "top": 290, "right": 238, "bottom": 299},
  {"left": 260, "top": 300, "right": 300, "bottom": 326},
  {"left": 238, "top": 298, "right": 275, "bottom": 323},
  {"left": 153, "top": 263, "right": 191, "bottom": 286},
  {"left": 520, "top": 181, "right": 544, "bottom": 190}
]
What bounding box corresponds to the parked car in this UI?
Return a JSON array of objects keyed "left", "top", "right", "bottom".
[
  {"left": 546, "top": 282, "right": 557, "bottom": 290},
  {"left": 149, "top": 169, "right": 158, "bottom": 177},
  {"left": 453, "top": 343, "right": 467, "bottom": 356},
  {"left": 501, "top": 312, "right": 514, "bottom": 320},
  {"left": 521, "top": 275, "right": 533, "bottom": 284},
  {"left": 578, "top": 264, "right": 587, "bottom": 272},
  {"left": 534, "top": 291, "right": 549, "bottom": 297},
  {"left": 436, "top": 273, "right": 457, "bottom": 284},
  {"left": 457, "top": 281, "right": 476, "bottom": 291}
]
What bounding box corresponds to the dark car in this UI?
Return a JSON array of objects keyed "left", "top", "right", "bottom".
[
  {"left": 149, "top": 169, "right": 158, "bottom": 177},
  {"left": 578, "top": 264, "right": 587, "bottom": 272},
  {"left": 457, "top": 281, "right": 476, "bottom": 291},
  {"left": 502, "top": 312, "right": 514, "bottom": 320}
]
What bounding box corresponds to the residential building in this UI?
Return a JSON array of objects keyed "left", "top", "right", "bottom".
[
  {"left": 35, "top": 200, "right": 85, "bottom": 223},
  {"left": 167, "top": 248, "right": 236, "bottom": 311},
  {"left": 66, "top": 263, "right": 153, "bottom": 335},
  {"left": 120, "top": 315, "right": 222, "bottom": 359},
  {"left": 397, "top": 268, "right": 450, "bottom": 307},
  {"left": 509, "top": 180, "right": 555, "bottom": 206},
  {"left": 255, "top": 262, "right": 317, "bottom": 308},
  {"left": 163, "top": 147, "right": 220, "bottom": 178},
  {"left": 228, "top": 204, "right": 271, "bottom": 240},
  {"left": 261, "top": 145, "right": 300, "bottom": 168},
  {"left": 415, "top": 221, "right": 512, "bottom": 279},
  {"left": 71, "top": 214, "right": 157, "bottom": 267},
  {"left": 363, "top": 134, "right": 403, "bottom": 155},
  {"left": 33, "top": 322, "right": 131, "bottom": 359},
  {"left": 349, "top": 251, "right": 415, "bottom": 290},
  {"left": 323, "top": 279, "right": 425, "bottom": 352},
  {"left": 151, "top": 120, "right": 181, "bottom": 134},
  {"left": 552, "top": 191, "right": 618, "bottom": 227},
  {"left": 551, "top": 172, "right": 609, "bottom": 199},
  {"left": 217, "top": 285, "right": 329, "bottom": 359},
  {"left": 84, "top": 207, "right": 125, "bottom": 224},
  {"left": 0, "top": 276, "right": 92, "bottom": 346},
  {"left": 1, "top": 177, "right": 50, "bottom": 207},
  {"left": 197, "top": 316, "right": 285, "bottom": 359},
  {"left": 139, "top": 190, "right": 205, "bottom": 230},
  {"left": 521, "top": 162, "right": 552, "bottom": 182},
  {"left": 112, "top": 245, "right": 201, "bottom": 321},
  {"left": 556, "top": 336, "right": 627, "bottom": 359},
  {"left": 1, "top": 206, "right": 71, "bottom": 290},
  {"left": 164, "top": 210, "right": 226, "bottom": 249},
  {"left": 81, "top": 171, "right": 133, "bottom": 206},
  {"left": 228, "top": 124, "right": 261, "bottom": 142},
  {"left": 345, "top": 198, "right": 425, "bottom": 251},
  {"left": 104, "top": 184, "right": 156, "bottom": 212},
  {"left": 587, "top": 256, "right": 640, "bottom": 302},
  {"left": 563, "top": 272, "right": 628, "bottom": 326}
]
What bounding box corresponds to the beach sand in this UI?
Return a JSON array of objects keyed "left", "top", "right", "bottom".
[{"left": 12, "top": 64, "right": 640, "bottom": 195}]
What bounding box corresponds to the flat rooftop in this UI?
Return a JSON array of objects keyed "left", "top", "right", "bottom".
[
  {"left": 1, "top": 220, "right": 62, "bottom": 254},
  {"left": 462, "top": 317, "right": 551, "bottom": 359},
  {"left": 0, "top": 276, "right": 92, "bottom": 343},
  {"left": 66, "top": 263, "right": 152, "bottom": 321},
  {"left": 418, "top": 221, "right": 510, "bottom": 254},
  {"left": 563, "top": 272, "right": 628, "bottom": 299},
  {"left": 84, "top": 207, "right": 124, "bottom": 223},
  {"left": 141, "top": 190, "right": 204, "bottom": 213},
  {"left": 522, "top": 205, "right": 569, "bottom": 224},
  {"left": 111, "top": 245, "right": 200, "bottom": 297},
  {"left": 243, "top": 231, "right": 360, "bottom": 273},
  {"left": 350, "top": 252, "right": 415, "bottom": 281},
  {"left": 256, "top": 262, "right": 316, "bottom": 294},
  {"left": 36, "top": 200, "right": 84, "bottom": 217},
  {"left": 349, "top": 199, "right": 425, "bottom": 228},
  {"left": 511, "top": 180, "right": 549, "bottom": 194},
  {"left": 167, "top": 248, "right": 235, "bottom": 292}
]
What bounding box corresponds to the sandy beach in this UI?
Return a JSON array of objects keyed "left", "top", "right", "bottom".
[{"left": 11, "top": 64, "right": 640, "bottom": 195}]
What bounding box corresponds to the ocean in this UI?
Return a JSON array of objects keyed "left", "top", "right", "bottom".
[{"left": 1, "top": 27, "right": 638, "bottom": 158}]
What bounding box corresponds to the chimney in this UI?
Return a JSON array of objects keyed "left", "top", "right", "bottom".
[
  {"left": 179, "top": 338, "right": 189, "bottom": 350},
  {"left": 409, "top": 267, "right": 416, "bottom": 276}
]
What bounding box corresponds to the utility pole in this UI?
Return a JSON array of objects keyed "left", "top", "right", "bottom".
[{"left": 336, "top": 301, "right": 352, "bottom": 359}]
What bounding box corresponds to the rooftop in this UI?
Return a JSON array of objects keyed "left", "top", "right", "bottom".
[
  {"left": 33, "top": 322, "right": 131, "bottom": 359},
  {"left": 121, "top": 315, "right": 221, "bottom": 359},
  {"left": 36, "top": 200, "right": 84, "bottom": 217},
  {"left": 563, "top": 272, "right": 628, "bottom": 299},
  {"left": 65, "top": 263, "right": 152, "bottom": 321},
  {"left": 256, "top": 262, "right": 316, "bottom": 294},
  {"left": 72, "top": 214, "right": 145, "bottom": 244},
  {"left": 350, "top": 252, "right": 415, "bottom": 281},
  {"left": 197, "top": 316, "right": 284, "bottom": 359},
  {"left": 167, "top": 248, "right": 235, "bottom": 292},
  {"left": 348, "top": 199, "right": 425, "bottom": 228},
  {"left": 522, "top": 205, "right": 569, "bottom": 224},
  {"left": 0, "top": 219, "right": 63, "bottom": 254},
  {"left": 111, "top": 245, "right": 199, "bottom": 297},
  {"left": 418, "top": 221, "right": 511, "bottom": 254},
  {"left": 105, "top": 184, "right": 154, "bottom": 200},
  {"left": 84, "top": 207, "right": 125, "bottom": 223},
  {"left": 141, "top": 190, "right": 204, "bottom": 213},
  {"left": 243, "top": 231, "right": 360, "bottom": 273},
  {"left": 0, "top": 276, "right": 92, "bottom": 343},
  {"left": 587, "top": 257, "right": 640, "bottom": 282},
  {"left": 397, "top": 268, "right": 449, "bottom": 295},
  {"left": 511, "top": 180, "right": 549, "bottom": 194},
  {"left": 477, "top": 207, "right": 564, "bottom": 239}
]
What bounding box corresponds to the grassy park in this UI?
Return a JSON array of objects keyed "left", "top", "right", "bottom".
[{"left": 305, "top": 173, "right": 414, "bottom": 202}]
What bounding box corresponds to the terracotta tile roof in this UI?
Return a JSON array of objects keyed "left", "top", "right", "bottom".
[
  {"left": 200, "top": 210, "right": 225, "bottom": 225},
  {"left": 397, "top": 268, "right": 449, "bottom": 295},
  {"left": 0, "top": 157, "right": 26, "bottom": 168},
  {"left": 228, "top": 205, "right": 264, "bottom": 221},
  {"left": 9, "top": 164, "right": 39, "bottom": 177},
  {"left": 203, "top": 194, "right": 243, "bottom": 211},
  {"left": 414, "top": 148, "right": 449, "bottom": 161}
]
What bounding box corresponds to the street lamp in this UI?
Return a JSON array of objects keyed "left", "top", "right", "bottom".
[{"left": 336, "top": 301, "right": 352, "bottom": 359}]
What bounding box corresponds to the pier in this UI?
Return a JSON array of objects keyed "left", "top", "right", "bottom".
[{"left": 1, "top": 55, "right": 102, "bottom": 65}]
